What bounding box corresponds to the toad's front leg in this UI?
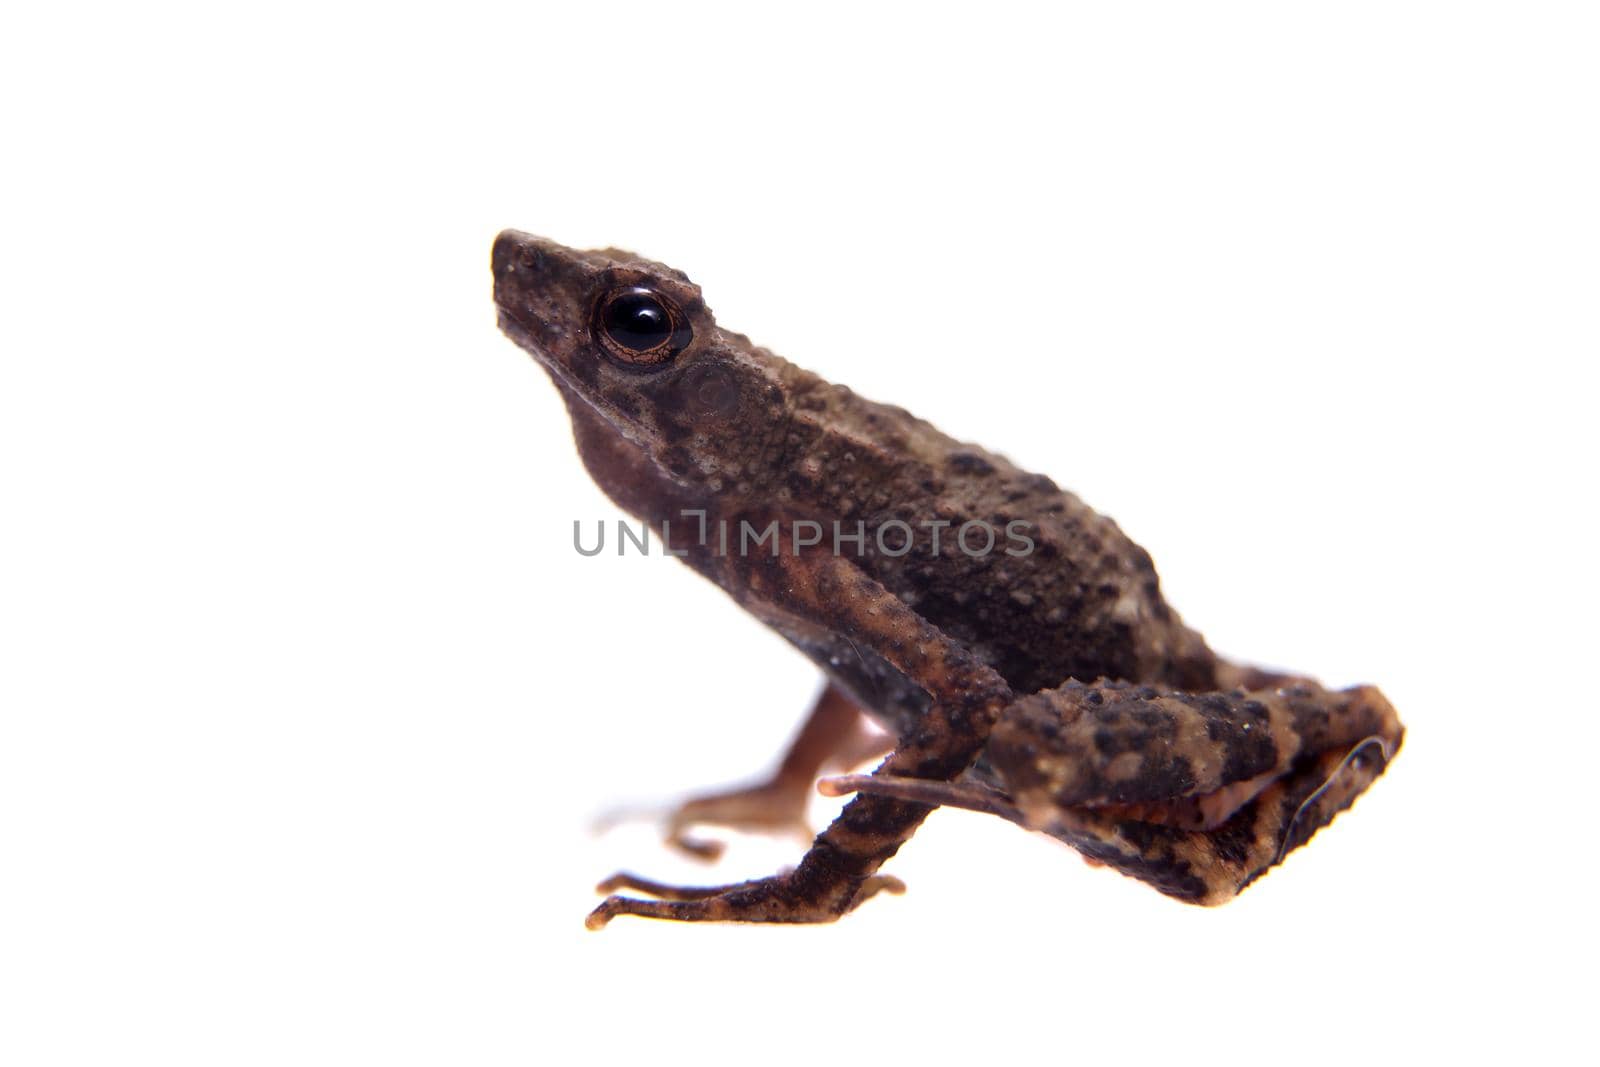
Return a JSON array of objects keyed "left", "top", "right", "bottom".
[{"left": 587, "top": 551, "right": 1013, "bottom": 928}]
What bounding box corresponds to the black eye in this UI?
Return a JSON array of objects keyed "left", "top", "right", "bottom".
[
  {"left": 603, "top": 291, "right": 670, "bottom": 350},
  {"left": 594, "top": 287, "right": 691, "bottom": 366}
]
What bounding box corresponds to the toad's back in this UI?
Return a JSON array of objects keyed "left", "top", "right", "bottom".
[{"left": 758, "top": 361, "right": 1221, "bottom": 699}]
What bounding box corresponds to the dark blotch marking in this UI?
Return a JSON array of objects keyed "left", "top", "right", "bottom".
[{"left": 946, "top": 451, "right": 996, "bottom": 475}]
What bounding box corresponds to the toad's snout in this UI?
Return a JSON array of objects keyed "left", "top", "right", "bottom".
[
  {"left": 491, "top": 230, "right": 601, "bottom": 364},
  {"left": 492, "top": 229, "right": 558, "bottom": 307}
]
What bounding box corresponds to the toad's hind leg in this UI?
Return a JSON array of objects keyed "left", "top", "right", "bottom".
[{"left": 665, "top": 683, "right": 892, "bottom": 860}]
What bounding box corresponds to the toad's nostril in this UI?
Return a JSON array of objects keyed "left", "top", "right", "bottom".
[
  {"left": 491, "top": 230, "right": 519, "bottom": 275},
  {"left": 492, "top": 229, "right": 550, "bottom": 279}
]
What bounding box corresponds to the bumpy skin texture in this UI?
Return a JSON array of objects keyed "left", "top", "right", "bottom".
[
  {"left": 491, "top": 231, "right": 1403, "bottom": 920},
  {"left": 988, "top": 680, "right": 1402, "bottom": 903}
]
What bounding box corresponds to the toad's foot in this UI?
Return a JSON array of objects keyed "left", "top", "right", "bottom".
[
  {"left": 587, "top": 869, "right": 906, "bottom": 928},
  {"left": 666, "top": 785, "right": 814, "bottom": 861},
  {"left": 663, "top": 683, "right": 892, "bottom": 861}
]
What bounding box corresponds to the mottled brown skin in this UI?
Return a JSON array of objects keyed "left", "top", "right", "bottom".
[
  {"left": 831, "top": 679, "right": 1402, "bottom": 903},
  {"left": 491, "top": 231, "right": 1404, "bottom": 924}
]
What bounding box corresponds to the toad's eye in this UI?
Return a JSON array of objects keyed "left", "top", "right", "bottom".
[{"left": 594, "top": 287, "right": 691, "bottom": 367}]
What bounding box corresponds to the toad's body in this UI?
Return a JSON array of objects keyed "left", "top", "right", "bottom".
[{"left": 492, "top": 232, "right": 1401, "bottom": 924}]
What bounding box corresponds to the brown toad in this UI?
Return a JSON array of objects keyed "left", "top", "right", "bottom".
[{"left": 490, "top": 231, "right": 1403, "bottom": 926}]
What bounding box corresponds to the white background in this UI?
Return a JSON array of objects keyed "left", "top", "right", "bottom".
[{"left": 3, "top": 3, "right": 1596, "bottom": 1064}]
